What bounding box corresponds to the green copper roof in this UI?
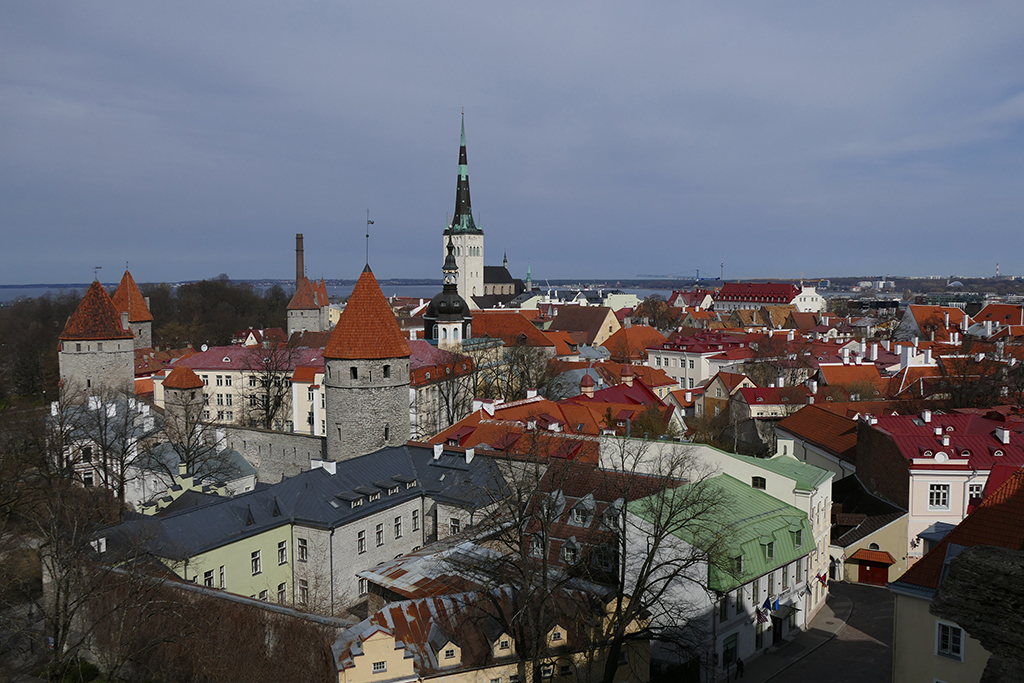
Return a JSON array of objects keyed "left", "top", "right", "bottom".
[
  {"left": 724, "top": 452, "right": 832, "bottom": 492},
  {"left": 628, "top": 474, "right": 812, "bottom": 593},
  {"left": 448, "top": 114, "right": 482, "bottom": 235}
]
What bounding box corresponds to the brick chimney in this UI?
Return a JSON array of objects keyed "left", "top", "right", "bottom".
[
  {"left": 621, "top": 365, "right": 634, "bottom": 387},
  {"left": 296, "top": 233, "right": 304, "bottom": 286}
]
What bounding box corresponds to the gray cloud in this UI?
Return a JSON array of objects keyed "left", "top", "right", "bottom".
[{"left": 2, "top": 1, "right": 1023, "bottom": 284}]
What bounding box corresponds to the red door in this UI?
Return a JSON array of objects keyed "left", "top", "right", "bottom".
[{"left": 859, "top": 562, "right": 888, "bottom": 585}]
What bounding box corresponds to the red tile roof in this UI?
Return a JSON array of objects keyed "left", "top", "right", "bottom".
[
  {"left": 601, "top": 325, "right": 667, "bottom": 362},
  {"left": 111, "top": 270, "right": 153, "bottom": 323},
  {"left": 324, "top": 266, "right": 411, "bottom": 360},
  {"left": 716, "top": 282, "right": 800, "bottom": 304},
  {"left": 59, "top": 281, "right": 133, "bottom": 341},
  {"left": 870, "top": 412, "right": 1024, "bottom": 471},
  {"left": 162, "top": 365, "right": 205, "bottom": 390},
  {"left": 972, "top": 303, "right": 1023, "bottom": 326},
  {"left": 777, "top": 404, "right": 858, "bottom": 462},
  {"left": 896, "top": 467, "right": 1024, "bottom": 591},
  {"left": 286, "top": 277, "right": 319, "bottom": 311}
]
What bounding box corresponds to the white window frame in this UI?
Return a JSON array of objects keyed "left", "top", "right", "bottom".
[
  {"left": 936, "top": 621, "right": 964, "bottom": 661},
  {"left": 929, "top": 483, "right": 951, "bottom": 510}
]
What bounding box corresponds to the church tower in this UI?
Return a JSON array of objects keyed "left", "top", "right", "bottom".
[
  {"left": 444, "top": 114, "right": 484, "bottom": 309},
  {"left": 424, "top": 234, "right": 472, "bottom": 350},
  {"left": 323, "top": 265, "right": 411, "bottom": 461}
]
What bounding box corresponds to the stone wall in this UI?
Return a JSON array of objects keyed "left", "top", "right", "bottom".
[
  {"left": 288, "top": 309, "right": 323, "bottom": 337},
  {"left": 324, "top": 357, "right": 411, "bottom": 461},
  {"left": 129, "top": 321, "right": 152, "bottom": 349},
  {"left": 59, "top": 341, "right": 135, "bottom": 394},
  {"left": 222, "top": 426, "right": 326, "bottom": 483}
]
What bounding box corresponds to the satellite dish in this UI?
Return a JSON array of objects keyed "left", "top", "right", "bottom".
[{"left": 201, "top": 344, "right": 209, "bottom": 352}]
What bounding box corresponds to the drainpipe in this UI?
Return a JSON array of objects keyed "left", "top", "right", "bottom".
[{"left": 330, "top": 528, "right": 336, "bottom": 615}]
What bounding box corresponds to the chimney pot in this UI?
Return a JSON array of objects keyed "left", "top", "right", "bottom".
[
  {"left": 433, "top": 443, "right": 443, "bottom": 459},
  {"left": 922, "top": 409, "right": 932, "bottom": 423},
  {"left": 465, "top": 448, "right": 475, "bottom": 464}
]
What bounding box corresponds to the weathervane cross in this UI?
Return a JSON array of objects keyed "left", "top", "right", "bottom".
[{"left": 365, "top": 208, "right": 374, "bottom": 265}]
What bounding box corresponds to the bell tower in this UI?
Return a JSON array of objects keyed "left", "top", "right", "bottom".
[{"left": 444, "top": 114, "right": 484, "bottom": 309}]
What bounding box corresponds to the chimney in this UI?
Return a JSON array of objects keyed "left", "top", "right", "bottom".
[
  {"left": 996, "top": 427, "right": 1011, "bottom": 445},
  {"left": 433, "top": 443, "right": 443, "bottom": 459},
  {"left": 985, "top": 320, "right": 993, "bottom": 336},
  {"left": 621, "top": 366, "right": 634, "bottom": 387},
  {"left": 942, "top": 434, "right": 950, "bottom": 447},
  {"left": 215, "top": 427, "right": 226, "bottom": 451},
  {"left": 295, "top": 233, "right": 304, "bottom": 285},
  {"left": 777, "top": 376, "right": 785, "bottom": 388},
  {"left": 944, "top": 311, "right": 950, "bottom": 328},
  {"left": 808, "top": 380, "right": 818, "bottom": 394},
  {"left": 901, "top": 345, "right": 912, "bottom": 370},
  {"left": 787, "top": 330, "right": 794, "bottom": 342},
  {"left": 806, "top": 395, "right": 814, "bottom": 404},
  {"left": 922, "top": 409, "right": 932, "bottom": 423},
  {"left": 121, "top": 311, "right": 130, "bottom": 331},
  {"left": 913, "top": 337, "right": 919, "bottom": 348},
  {"left": 934, "top": 426, "right": 942, "bottom": 436},
  {"left": 842, "top": 348, "right": 850, "bottom": 365},
  {"left": 882, "top": 339, "right": 891, "bottom": 352},
  {"left": 473, "top": 399, "right": 496, "bottom": 417},
  {"left": 178, "top": 462, "right": 188, "bottom": 477},
  {"left": 685, "top": 390, "right": 692, "bottom": 403},
  {"left": 465, "top": 447, "right": 475, "bottom": 464},
  {"left": 580, "top": 375, "right": 595, "bottom": 398},
  {"left": 924, "top": 348, "right": 933, "bottom": 364},
  {"left": 870, "top": 343, "right": 879, "bottom": 361},
  {"left": 526, "top": 388, "right": 538, "bottom": 399}
]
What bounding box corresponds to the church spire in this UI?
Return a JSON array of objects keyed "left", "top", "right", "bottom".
[
  {"left": 443, "top": 233, "right": 459, "bottom": 288},
  {"left": 448, "top": 113, "right": 481, "bottom": 234}
]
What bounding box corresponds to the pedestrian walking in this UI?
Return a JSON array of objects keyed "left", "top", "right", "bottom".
[{"left": 736, "top": 657, "right": 745, "bottom": 678}]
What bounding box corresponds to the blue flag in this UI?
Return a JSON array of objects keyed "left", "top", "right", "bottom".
[
  {"left": 762, "top": 598, "right": 772, "bottom": 611},
  {"left": 773, "top": 598, "right": 780, "bottom": 611}
]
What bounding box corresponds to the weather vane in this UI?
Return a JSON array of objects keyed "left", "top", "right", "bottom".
[
  {"left": 365, "top": 208, "right": 374, "bottom": 265},
  {"left": 93, "top": 265, "right": 102, "bottom": 281}
]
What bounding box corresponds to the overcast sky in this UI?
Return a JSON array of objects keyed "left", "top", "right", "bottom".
[{"left": 2, "top": 2, "right": 1023, "bottom": 285}]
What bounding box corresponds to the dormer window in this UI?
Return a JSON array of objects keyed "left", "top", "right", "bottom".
[
  {"left": 444, "top": 648, "right": 455, "bottom": 659},
  {"left": 569, "top": 508, "right": 587, "bottom": 524},
  {"left": 388, "top": 486, "right": 399, "bottom": 495},
  {"left": 369, "top": 492, "right": 380, "bottom": 502},
  {"left": 350, "top": 499, "right": 363, "bottom": 508},
  {"left": 751, "top": 476, "right": 767, "bottom": 490}
]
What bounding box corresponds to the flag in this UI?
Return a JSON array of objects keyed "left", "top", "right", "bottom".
[
  {"left": 756, "top": 609, "right": 768, "bottom": 624},
  {"left": 773, "top": 598, "right": 780, "bottom": 611},
  {"left": 817, "top": 573, "right": 828, "bottom": 587},
  {"left": 762, "top": 598, "right": 772, "bottom": 611}
]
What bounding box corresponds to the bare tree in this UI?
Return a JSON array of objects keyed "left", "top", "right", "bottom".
[
  {"left": 411, "top": 351, "right": 478, "bottom": 440},
  {"left": 478, "top": 340, "right": 552, "bottom": 402},
  {"left": 152, "top": 387, "right": 240, "bottom": 488},
  {"left": 241, "top": 344, "right": 298, "bottom": 431}
]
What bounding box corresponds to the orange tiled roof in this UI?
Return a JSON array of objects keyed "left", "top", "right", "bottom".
[
  {"left": 897, "top": 467, "right": 1024, "bottom": 591},
  {"left": 847, "top": 548, "right": 896, "bottom": 565},
  {"left": 818, "top": 363, "right": 886, "bottom": 392},
  {"left": 776, "top": 404, "right": 858, "bottom": 463},
  {"left": 601, "top": 325, "right": 667, "bottom": 362},
  {"left": 324, "top": 266, "right": 410, "bottom": 360},
  {"left": 472, "top": 311, "right": 555, "bottom": 347},
  {"left": 316, "top": 278, "right": 329, "bottom": 307},
  {"left": 287, "top": 277, "right": 319, "bottom": 311},
  {"left": 59, "top": 281, "right": 133, "bottom": 341},
  {"left": 162, "top": 365, "right": 205, "bottom": 390},
  {"left": 111, "top": 270, "right": 153, "bottom": 323},
  {"left": 543, "top": 330, "right": 580, "bottom": 356}
]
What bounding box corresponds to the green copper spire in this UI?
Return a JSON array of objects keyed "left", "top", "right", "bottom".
[{"left": 447, "top": 113, "right": 482, "bottom": 235}]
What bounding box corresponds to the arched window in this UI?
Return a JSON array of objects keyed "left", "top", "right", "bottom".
[
  {"left": 442, "top": 328, "right": 448, "bottom": 340},
  {"left": 433, "top": 325, "right": 439, "bottom": 339},
  {"left": 869, "top": 543, "right": 880, "bottom": 550}
]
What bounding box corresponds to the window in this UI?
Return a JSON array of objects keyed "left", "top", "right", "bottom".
[
  {"left": 929, "top": 484, "right": 950, "bottom": 509},
  {"left": 736, "top": 587, "right": 744, "bottom": 615},
  {"left": 372, "top": 661, "right": 386, "bottom": 674},
  {"left": 716, "top": 387, "right": 722, "bottom": 398},
  {"left": 688, "top": 378, "right": 694, "bottom": 389},
  {"left": 369, "top": 492, "right": 381, "bottom": 502},
  {"left": 569, "top": 508, "right": 587, "bottom": 524},
  {"left": 394, "top": 516, "right": 402, "bottom": 539},
  {"left": 444, "top": 648, "right": 456, "bottom": 660},
  {"left": 96, "top": 343, "right": 102, "bottom": 352},
  {"left": 450, "top": 518, "right": 461, "bottom": 535},
  {"left": 258, "top": 590, "right": 268, "bottom": 601},
  {"left": 734, "top": 556, "right": 744, "bottom": 574},
  {"left": 219, "top": 565, "right": 225, "bottom": 589},
  {"left": 968, "top": 483, "right": 983, "bottom": 499},
  {"left": 83, "top": 472, "right": 94, "bottom": 487},
  {"left": 562, "top": 545, "right": 578, "bottom": 564},
  {"left": 278, "top": 540, "right": 287, "bottom": 565},
  {"left": 251, "top": 550, "right": 261, "bottom": 575},
  {"left": 383, "top": 364, "right": 390, "bottom": 379},
  {"left": 751, "top": 476, "right": 767, "bottom": 490},
  {"left": 794, "top": 529, "right": 803, "bottom": 547},
  {"left": 530, "top": 535, "right": 545, "bottom": 559},
  {"left": 307, "top": 388, "right": 314, "bottom": 402},
  {"left": 224, "top": 376, "right": 231, "bottom": 386},
  {"left": 796, "top": 560, "right": 802, "bottom": 583},
  {"left": 766, "top": 542, "right": 775, "bottom": 559},
  {"left": 510, "top": 674, "right": 521, "bottom": 683},
  {"left": 540, "top": 664, "right": 553, "bottom": 678},
  {"left": 298, "top": 538, "right": 308, "bottom": 562},
  {"left": 298, "top": 579, "right": 309, "bottom": 605},
  {"left": 937, "top": 622, "right": 963, "bottom": 660},
  {"left": 203, "top": 570, "right": 214, "bottom": 587},
  {"left": 719, "top": 597, "right": 728, "bottom": 621},
  {"left": 551, "top": 629, "right": 563, "bottom": 642},
  {"left": 358, "top": 577, "right": 368, "bottom": 595},
  {"left": 768, "top": 572, "right": 775, "bottom": 595},
  {"left": 499, "top": 638, "right": 510, "bottom": 650},
  {"left": 216, "top": 375, "right": 223, "bottom": 386},
  {"left": 412, "top": 510, "right": 419, "bottom": 532},
  {"left": 249, "top": 376, "right": 257, "bottom": 388},
  {"left": 82, "top": 446, "right": 93, "bottom": 462},
  {"left": 350, "top": 367, "right": 358, "bottom": 380},
  {"left": 358, "top": 531, "right": 366, "bottom": 554},
  {"left": 689, "top": 359, "right": 695, "bottom": 369},
  {"left": 782, "top": 565, "right": 789, "bottom": 589},
  {"left": 559, "top": 664, "right": 572, "bottom": 677},
  {"left": 376, "top": 523, "right": 384, "bottom": 546},
  {"left": 75, "top": 343, "right": 81, "bottom": 352}
]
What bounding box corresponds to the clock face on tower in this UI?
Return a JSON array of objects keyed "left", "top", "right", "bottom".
[{"left": 445, "top": 273, "right": 456, "bottom": 285}]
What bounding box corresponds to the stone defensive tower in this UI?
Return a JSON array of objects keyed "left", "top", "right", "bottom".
[
  {"left": 111, "top": 269, "right": 154, "bottom": 349},
  {"left": 59, "top": 280, "right": 135, "bottom": 395},
  {"left": 323, "top": 265, "right": 411, "bottom": 461}
]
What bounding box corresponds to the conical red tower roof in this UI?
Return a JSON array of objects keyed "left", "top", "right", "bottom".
[
  {"left": 324, "top": 266, "right": 410, "bottom": 360},
  {"left": 287, "top": 277, "right": 319, "bottom": 311},
  {"left": 163, "top": 365, "right": 205, "bottom": 390},
  {"left": 60, "top": 281, "right": 134, "bottom": 341},
  {"left": 111, "top": 270, "right": 153, "bottom": 322}
]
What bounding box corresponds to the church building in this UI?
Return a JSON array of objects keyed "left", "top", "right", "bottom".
[{"left": 444, "top": 116, "right": 525, "bottom": 309}]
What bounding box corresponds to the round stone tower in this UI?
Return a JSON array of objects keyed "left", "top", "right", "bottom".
[
  {"left": 323, "top": 265, "right": 411, "bottom": 461},
  {"left": 161, "top": 365, "right": 206, "bottom": 442},
  {"left": 58, "top": 280, "right": 136, "bottom": 395}
]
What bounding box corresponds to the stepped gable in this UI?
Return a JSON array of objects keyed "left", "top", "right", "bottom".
[
  {"left": 111, "top": 270, "right": 153, "bottom": 322},
  {"left": 60, "top": 281, "right": 134, "bottom": 341},
  {"left": 324, "top": 265, "right": 411, "bottom": 360},
  {"left": 287, "top": 277, "right": 319, "bottom": 310},
  {"left": 162, "top": 366, "right": 205, "bottom": 390}
]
